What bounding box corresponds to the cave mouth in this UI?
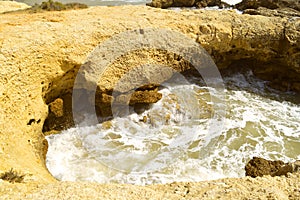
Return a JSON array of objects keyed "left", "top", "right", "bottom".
[
  {"left": 40, "top": 43, "right": 300, "bottom": 183},
  {"left": 41, "top": 44, "right": 300, "bottom": 136},
  {"left": 40, "top": 59, "right": 300, "bottom": 159},
  {"left": 41, "top": 68, "right": 204, "bottom": 136},
  {"left": 42, "top": 87, "right": 163, "bottom": 135},
  {"left": 42, "top": 67, "right": 300, "bottom": 137},
  {"left": 42, "top": 66, "right": 300, "bottom": 185}
]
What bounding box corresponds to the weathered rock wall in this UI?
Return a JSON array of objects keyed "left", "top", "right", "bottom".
[{"left": 0, "top": 5, "right": 299, "bottom": 182}]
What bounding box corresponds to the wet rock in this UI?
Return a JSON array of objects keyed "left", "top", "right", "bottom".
[
  {"left": 95, "top": 92, "right": 114, "bottom": 118},
  {"left": 101, "top": 121, "right": 113, "bottom": 129},
  {"left": 42, "top": 139, "right": 49, "bottom": 160},
  {"left": 272, "top": 160, "right": 300, "bottom": 176},
  {"left": 146, "top": 0, "right": 190, "bottom": 8},
  {"left": 292, "top": 82, "right": 300, "bottom": 92},
  {"left": 147, "top": 0, "right": 229, "bottom": 9},
  {"left": 174, "top": 0, "right": 196, "bottom": 7},
  {"left": 235, "top": 0, "right": 300, "bottom": 12},
  {"left": 243, "top": 7, "right": 300, "bottom": 17},
  {"left": 245, "top": 157, "right": 285, "bottom": 177},
  {"left": 94, "top": 86, "right": 162, "bottom": 118},
  {"left": 245, "top": 157, "right": 300, "bottom": 178},
  {"left": 146, "top": 0, "right": 171, "bottom": 8},
  {"left": 129, "top": 90, "right": 162, "bottom": 105},
  {"left": 196, "top": 0, "right": 229, "bottom": 9},
  {"left": 134, "top": 104, "right": 151, "bottom": 114},
  {"left": 235, "top": 0, "right": 300, "bottom": 18}
]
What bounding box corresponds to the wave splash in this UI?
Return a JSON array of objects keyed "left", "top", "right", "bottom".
[{"left": 46, "top": 70, "right": 300, "bottom": 185}]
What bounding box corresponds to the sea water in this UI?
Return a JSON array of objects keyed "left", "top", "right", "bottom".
[{"left": 46, "top": 70, "right": 300, "bottom": 185}]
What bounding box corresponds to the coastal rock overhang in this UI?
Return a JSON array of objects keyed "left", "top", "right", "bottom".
[{"left": 0, "top": 5, "right": 299, "bottom": 182}]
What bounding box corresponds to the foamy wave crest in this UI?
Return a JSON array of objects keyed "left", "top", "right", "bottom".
[{"left": 46, "top": 71, "right": 300, "bottom": 185}]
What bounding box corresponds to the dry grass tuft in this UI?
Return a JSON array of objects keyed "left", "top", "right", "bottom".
[{"left": 0, "top": 168, "right": 25, "bottom": 183}]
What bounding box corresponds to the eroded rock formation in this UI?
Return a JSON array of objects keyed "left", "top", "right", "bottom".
[
  {"left": 147, "top": 0, "right": 300, "bottom": 12},
  {"left": 146, "top": 0, "right": 229, "bottom": 9},
  {"left": 235, "top": 0, "right": 300, "bottom": 18},
  {"left": 235, "top": 0, "right": 300, "bottom": 12},
  {"left": 245, "top": 157, "right": 300, "bottom": 177},
  {"left": 245, "top": 157, "right": 285, "bottom": 177},
  {"left": 0, "top": 5, "right": 299, "bottom": 182}
]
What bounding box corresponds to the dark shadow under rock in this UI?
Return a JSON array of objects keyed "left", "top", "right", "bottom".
[
  {"left": 43, "top": 93, "right": 74, "bottom": 134},
  {"left": 43, "top": 86, "right": 163, "bottom": 134}
]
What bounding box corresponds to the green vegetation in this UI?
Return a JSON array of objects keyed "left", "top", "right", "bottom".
[{"left": 0, "top": 168, "right": 25, "bottom": 183}]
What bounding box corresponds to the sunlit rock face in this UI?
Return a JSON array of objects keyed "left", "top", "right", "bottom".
[{"left": 0, "top": 5, "right": 299, "bottom": 182}]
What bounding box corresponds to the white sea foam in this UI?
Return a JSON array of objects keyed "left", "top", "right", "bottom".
[{"left": 46, "top": 71, "right": 300, "bottom": 185}]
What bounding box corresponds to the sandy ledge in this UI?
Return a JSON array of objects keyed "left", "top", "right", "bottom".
[{"left": 1, "top": 173, "right": 300, "bottom": 199}]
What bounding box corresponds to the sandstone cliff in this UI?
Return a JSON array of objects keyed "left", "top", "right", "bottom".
[{"left": 0, "top": 4, "right": 299, "bottom": 199}]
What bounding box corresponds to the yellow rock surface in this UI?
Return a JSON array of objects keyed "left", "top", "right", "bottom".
[{"left": 0, "top": 5, "right": 299, "bottom": 199}]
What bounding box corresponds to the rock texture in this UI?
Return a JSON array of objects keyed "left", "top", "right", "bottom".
[
  {"left": 273, "top": 160, "right": 300, "bottom": 176},
  {"left": 245, "top": 157, "right": 285, "bottom": 177},
  {"left": 242, "top": 6, "right": 300, "bottom": 18},
  {"left": 235, "top": 0, "right": 300, "bottom": 18},
  {"left": 147, "top": 0, "right": 229, "bottom": 9},
  {"left": 0, "top": 5, "right": 300, "bottom": 199},
  {"left": 1, "top": 173, "right": 300, "bottom": 199},
  {"left": 147, "top": 0, "right": 300, "bottom": 11},
  {"left": 235, "top": 0, "right": 300, "bottom": 12},
  {"left": 245, "top": 157, "right": 300, "bottom": 178}
]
